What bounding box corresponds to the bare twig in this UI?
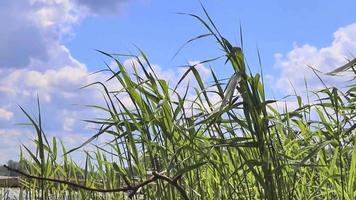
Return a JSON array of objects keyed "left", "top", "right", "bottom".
[{"left": 3, "top": 165, "right": 189, "bottom": 200}]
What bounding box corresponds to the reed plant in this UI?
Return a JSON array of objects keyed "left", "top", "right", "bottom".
[{"left": 4, "top": 8, "right": 355, "bottom": 200}]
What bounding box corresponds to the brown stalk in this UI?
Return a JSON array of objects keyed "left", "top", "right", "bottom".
[{"left": 3, "top": 165, "right": 189, "bottom": 200}]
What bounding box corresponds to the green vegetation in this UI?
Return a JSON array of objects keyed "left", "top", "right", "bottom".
[{"left": 3, "top": 9, "right": 355, "bottom": 200}]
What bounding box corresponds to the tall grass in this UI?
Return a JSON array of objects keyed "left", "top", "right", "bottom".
[{"left": 4, "top": 8, "right": 355, "bottom": 200}]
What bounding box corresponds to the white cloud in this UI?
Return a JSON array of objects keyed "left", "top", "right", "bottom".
[
  {"left": 0, "top": 0, "right": 217, "bottom": 165},
  {"left": 0, "top": 0, "right": 136, "bottom": 70},
  {"left": 0, "top": 65, "right": 97, "bottom": 104},
  {"left": 0, "top": 0, "right": 84, "bottom": 69},
  {"left": 0, "top": 55, "right": 215, "bottom": 163},
  {"left": 274, "top": 23, "right": 356, "bottom": 95},
  {"left": 0, "top": 108, "right": 14, "bottom": 121},
  {"left": 0, "top": 128, "right": 33, "bottom": 163},
  {"left": 267, "top": 23, "right": 356, "bottom": 123},
  {"left": 269, "top": 100, "right": 299, "bottom": 113},
  {"left": 0, "top": 0, "right": 93, "bottom": 162},
  {"left": 0, "top": 0, "right": 140, "bottom": 164},
  {"left": 63, "top": 117, "right": 76, "bottom": 132}
]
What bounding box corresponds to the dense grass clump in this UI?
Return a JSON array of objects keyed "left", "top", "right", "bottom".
[{"left": 4, "top": 9, "right": 355, "bottom": 200}]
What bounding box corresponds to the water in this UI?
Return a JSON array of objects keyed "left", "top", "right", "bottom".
[{"left": 0, "top": 188, "right": 21, "bottom": 200}]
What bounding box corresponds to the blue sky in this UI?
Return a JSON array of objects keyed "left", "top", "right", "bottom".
[
  {"left": 0, "top": 0, "right": 355, "bottom": 163},
  {"left": 66, "top": 0, "right": 356, "bottom": 72}
]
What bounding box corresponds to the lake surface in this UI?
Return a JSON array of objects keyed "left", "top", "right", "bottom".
[{"left": 0, "top": 188, "right": 21, "bottom": 199}]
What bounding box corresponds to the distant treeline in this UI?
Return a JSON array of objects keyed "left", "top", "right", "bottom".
[{"left": 0, "top": 160, "right": 20, "bottom": 176}]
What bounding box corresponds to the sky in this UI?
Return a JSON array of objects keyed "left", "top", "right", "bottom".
[{"left": 0, "top": 0, "right": 356, "bottom": 164}]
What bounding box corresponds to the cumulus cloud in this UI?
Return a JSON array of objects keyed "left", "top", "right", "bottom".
[
  {"left": 0, "top": 0, "right": 133, "bottom": 163},
  {"left": 0, "top": 0, "right": 136, "bottom": 69},
  {"left": 0, "top": 0, "right": 209, "bottom": 164},
  {"left": 0, "top": 1, "right": 48, "bottom": 68},
  {"left": 0, "top": 55, "right": 213, "bottom": 163},
  {"left": 0, "top": 65, "right": 97, "bottom": 103},
  {"left": 0, "top": 65, "right": 109, "bottom": 148},
  {"left": 273, "top": 23, "right": 356, "bottom": 95},
  {"left": 0, "top": 60, "right": 214, "bottom": 163},
  {"left": 0, "top": 0, "right": 84, "bottom": 69}
]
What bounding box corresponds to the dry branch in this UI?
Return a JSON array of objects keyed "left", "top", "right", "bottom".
[{"left": 3, "top": 165, "right": 189, "bottom": 200}]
